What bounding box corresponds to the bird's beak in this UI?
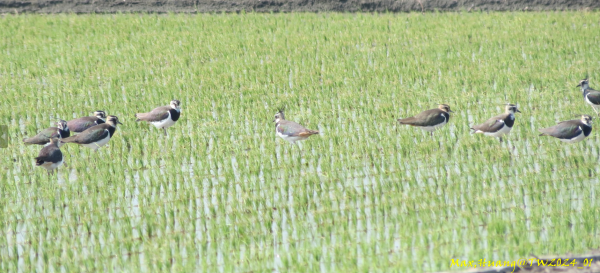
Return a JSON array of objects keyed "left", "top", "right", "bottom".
[
  {"left": 576, "top": 83, "right": 581, "bottom": 87},
  {"left": 516, "top": 109, "right": 521, "bottom": 113},
  {"left": 448, "top": 110, "right": 454, "bottom": 113},
  {"left": 118, "top": 121, "right": 123, "bottom": 125}
]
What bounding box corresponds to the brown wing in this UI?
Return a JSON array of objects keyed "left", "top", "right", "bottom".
[
  {"left": 471, "top": 113, "right": 508, "bottom": 132},
  {"left": 398, "top": 109, "right": 446, "bottom": 127},
  {"left": 298, "top": 130, "right": 319, "bottom": 137},
  {"left": 136, "top": 106, "right": 170, "bottom": 122}
]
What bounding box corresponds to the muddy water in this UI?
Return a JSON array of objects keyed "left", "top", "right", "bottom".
[{"left": 0, "top": 0, "right": 597, "bottom": 14}]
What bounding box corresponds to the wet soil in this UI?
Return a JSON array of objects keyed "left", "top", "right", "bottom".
[{"left": 0, "top": 0, "right": 598, "bottom": 14}]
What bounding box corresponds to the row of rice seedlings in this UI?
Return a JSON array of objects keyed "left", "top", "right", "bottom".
[{"left": 3, "top": 145, "right": 596, "bottom": 271}]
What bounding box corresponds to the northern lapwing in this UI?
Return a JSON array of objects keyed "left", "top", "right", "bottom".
[
  {"left": 34, "top": 137, "right": 63, "bottom": 175},
  {"left": 577, "top": 77, "right": 600, "bottom": 116},
  {"left": 274, "top": 110, "right": 319, "bottom": 144},
  {"left": 135, "top": 100, "right": 181, "bottom": 136},
  {"left": 539, "top": 115, "right": 593, "bottom": 143},
  {"left": 61, "top": 115, "right": 122, "bottom": 151},
  {"left": 398, "top": 104, "right": 453, "bottom": 136},
  {"left": 23, "top": 119, "right": 70, "bottom": 147},
  {"left": 67, "top": 110, "right": 106, "bottom": 133},
  {"left": 470, "top": 103, "right": 521, "bottom": 142}
]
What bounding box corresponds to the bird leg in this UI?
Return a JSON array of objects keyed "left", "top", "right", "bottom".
[
  {"left": 163, "top": 128, "right": 168, "bottom": 136},
  {"left": 499, "top": 137, "right": 503, "bottom": 143},
  {"left": 595, "top": 107, "right": 600, "bottom": 116},
  {"left": 430, "top": 132, "right": 433, "bottom": 137}
]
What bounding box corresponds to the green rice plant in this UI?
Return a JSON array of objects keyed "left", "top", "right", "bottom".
[{"left": 0, "top": 11, "right": 599, "bottom": 272}]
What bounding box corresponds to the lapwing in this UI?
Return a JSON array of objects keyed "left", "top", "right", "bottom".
[
  {"left": 67, "top": 110, "right": 106, "bottom": 133},
  {"left": 61, "top": 115, "right": 122, "bottom": 151},
  {"left": 398, "top": 104, "right": 453, "bottom": 136},
  {"left": 135, "top": 100, "right": 181, "bottom": 136},
  {"left": 23, "top": 119, "right": 70, "bottom": 147},
  {"left": 34, "top": 137, "right": 63, "bottom": 175},
  {"left": 577, "top": 77, "right": 600, "bottom": 116},
  {"left": 539, "top": 115, "right": 593, "bottom": 143},
  {"left": 470, "top": 104, "right": 521, "bottom": 142},
  {"left": 274, "top": 109, "right": 319, "bottom": 144}
]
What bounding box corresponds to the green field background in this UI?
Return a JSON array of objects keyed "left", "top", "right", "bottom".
[{"left": 0, "top": 12, "right": 599, "bottom": 272}]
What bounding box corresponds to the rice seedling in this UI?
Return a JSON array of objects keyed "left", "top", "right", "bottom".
[{"left": 0, "top": 11, "right": 599, "bottom": 272}]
